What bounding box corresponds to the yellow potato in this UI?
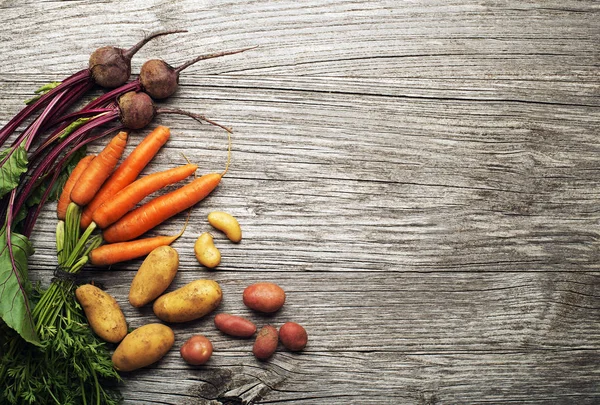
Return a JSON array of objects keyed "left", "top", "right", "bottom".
[
  {"left": 129, "top": 246, "right": 179, "bottom": 307},
  {"left": 207, "top": 211, "right": 242, "bottom": 243},
  {"left": 153, "top": 279, "right": 222, "bottom": 323},
  {"left": 75, "top": 284, "right": 127, "bottom": 343},
  {"left": 194, "top": 233, "right": 221, "bottom": 268},
  {"left": 112, "top": 323, "right": 174, "bottom": 372}
]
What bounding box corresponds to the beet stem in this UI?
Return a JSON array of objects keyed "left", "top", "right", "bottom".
[
  {"left": 12, "top": 110, "right": 119, "bottom": 217},
  {"left": 174, "top": 46, "right": 258, "bottom": 74},
  {"left": 0, "top": 69, "right": 91, "bottom": 146},
  {"left": 83, "top": 80, "right": 141, "bottom": 111},
  {"left": 0, "top": 89, "right": 69, "bottom": 171},
  {"left": 123, "top": 30, "right": 188, "bottom": 61},
  {"left": 156, "top": 107, "right": 233, "bottom": 133}
]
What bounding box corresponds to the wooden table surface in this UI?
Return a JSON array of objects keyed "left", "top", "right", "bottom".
[{"left": 1, "top": 1, "right": 598, "bottom": 404}]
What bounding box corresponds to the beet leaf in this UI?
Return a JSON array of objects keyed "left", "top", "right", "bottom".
[
  {"left": 0, "top": 225, "right": 38, "bottom": 345},
  {"left": 0, "top": 144, "right": 28, "bottom": 199}
]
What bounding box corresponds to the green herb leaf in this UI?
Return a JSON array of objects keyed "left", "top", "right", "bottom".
[
  {"left": 0, "top": 226, "right": 39, "bottom": 345},
  {"left": 0, "top": 145, "right": 28, "bottom": 199}
]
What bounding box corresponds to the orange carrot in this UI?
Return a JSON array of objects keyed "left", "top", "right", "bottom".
[
  {"left": 70, "top": 131, "right": 129, "bottom": 206},
  {"left": 89, "top": 217, "right": 188, "bottom": 265},
  {"left": 102, "top": 172, "right": 222, "bottom": 243},
  {"left": 56, "top": 155, "right": 96, "bottom": 220},
  {"left": 102, "top": 128, "right": 232, "bottom": 243},
  {"left": 89, "top": 235, "right": 178, "bottom": 265},
  {"left": 80, "top": 126, "right": 171, "bottom": 228},
  {"left": 92, "top": 163, "right": 198, "bottom": 229}
]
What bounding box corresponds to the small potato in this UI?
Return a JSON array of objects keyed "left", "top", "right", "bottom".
[
  {"left": 214, "top": 313, "right": 257, "bottom": 338},
  {"left": 180, "top": 335, "right": 213, "bottom": 365},
  {"left": 194, "top": 233, "right": 221, "bottom": 268},
  {"left": 253, "top": 325, "right": 278, "bottom": 360},
  {"left": 153, "top": 279, "right": 222, "bottom": 323},
  {"left": 279, "top": 322, "right": 308, "bottom": 351},
  {"left": 75, "top": 284, "right": 127, "bottom": 343},
  {"left": 207, "top": 211, "right": 242, "bottom": 243},
  {"left": 243, "top": 282, "right": 286, "bottom": 313},
  {"left": 129, "top": 246, "right": 179, "bottom": 307},
  {"left": 112, "top": 323, "right": 174, "bottom": 372}
]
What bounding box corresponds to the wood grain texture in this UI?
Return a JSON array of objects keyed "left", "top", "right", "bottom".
[{"left": 0, "top": 0, "right": 599, "bottom": 404}]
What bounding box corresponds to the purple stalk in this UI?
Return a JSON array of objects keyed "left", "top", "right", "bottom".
[
  {"left": 82, "top": 80, "right": 140, "bottom": 112},
  {"left": 0, "top": 69, "right": 91, "bottom": 146},
  {"left": 12, "top": 110, "right": 119, "bottom": 218},
  {"left": 0, "top": 89, "right": 70, "bottom": 168}
]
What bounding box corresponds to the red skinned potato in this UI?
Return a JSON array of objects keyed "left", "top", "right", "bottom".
[
  {"left": 180, "top": 335, "right": 213, "bottom": 365},
  {"left": 253, "top": 325, "right": 279, "bottom": 360},
  {"left": 243, "top": 282, "right": 286, "bottom": 313},
  {"left": 279, "top": 322, "right": 308, "bottom": 351},
  {"left": 214, "top": 313, "right": 257, "bottom": 338}
]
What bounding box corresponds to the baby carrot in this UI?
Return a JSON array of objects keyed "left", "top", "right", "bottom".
[
  {"left": 70, "top": 131, "right": 128, "bottom": 206},
  {"left": 92, "top": 163, "right": 198, "bottom": 229},
  {"left": 102, "top": 172, "right": 222, "bottom": 243},
  {"left": 80, "top": 126, "right": 170, "bottom": 228},
  {"left": 56, "top": 155, "right": 95, "bottom": 220}
]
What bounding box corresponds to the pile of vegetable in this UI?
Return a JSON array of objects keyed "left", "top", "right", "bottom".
[{"left": 0, "top": 31, "right": 250, "bottom": 404}]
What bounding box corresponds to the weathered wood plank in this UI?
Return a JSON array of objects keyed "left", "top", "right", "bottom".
[{"left": 0, "top": 0, "right": 598, "bottom": 404}]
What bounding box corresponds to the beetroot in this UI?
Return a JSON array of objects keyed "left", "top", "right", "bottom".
[
  {"left": 0, "top": 30, "right": 185, "bottom": 148},
  {"left": 118, "top": 91, "right": 155, "bottom": 129},
  {"left": 139, "top": 46, "right": 256, "bottom": 99},
  {"left": 89, "top": 30, "right": 185, "bottom": 89}
]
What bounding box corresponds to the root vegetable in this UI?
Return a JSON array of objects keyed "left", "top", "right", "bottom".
[
  {"left": 112, "top": 323, "right": 175, "bottom": 372},
  {"left": 180, "top": 335, "right": 213, "bottom": 365},
  {"left": 92, "top": 163, "right": 198, "bottom": 229},
  {"left": 75, "top": 284, "right": 127, "bottom": 343},
  {"left": 70, "top": 131, "right": 128, "bottom": 206},
  {"left": 139, "top": 46, "right": 256, "bottom": 99},
  {"left": 253, "top": 325, "right": 278, "bottom": 361},
  {"left": 243, "top": 282, "right": 286, "bottom": 313},
  {"left": 129, "top": 246, "right": 179, "bottom": 307},
  {"left": 279, "top": 322, "right": 308, "bottom": 351},
  {"left": 80, "top": 125, "right": 171, "bottom": 228},
  {"left": 89, "top": 216, "right": 187, "bottom": 266},
  {"left": 102, "top": 172, "right": 222, "bottom": 243},
  {"left": 214, "top": 313, "right": 256, "bottom": 338},
  {"left": 56, "top": 155, "right": 95, "bottom": 220},
  {"left": 153, "top": 279, "right": 222, "bottom": 323},
  {"left": 194, "top": 232, "right": 221, "bottom": 268},
  {"left": 207, "top": 211, "right": 242, "bottom": 243}
]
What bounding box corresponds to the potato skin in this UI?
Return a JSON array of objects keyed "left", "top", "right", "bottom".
[
  {"left": 214, "top": 313, "right": 257, "bottom": 338},
  {"left": 194, "top": 233, "right": 221, "bottom": 268},
  {"left": 153, "top": 279, "right": 222, "bottom": 323},
  {"left": 112, "top": 323, "right": 174, "bottom": 372},
  {"left": 279, "top": 322, "right": 308, "bottom": 351},
  {"left": 129, "top": 246, "right": 179, "bottom": 307},
  {"left": 75, "top": 284, "right": 127, "bottom": 343},
  {"left": 207, "top": 211, "right": 242, "bottom": 243},
  {"left": 243, "top": 282, "right": 286, "bottom": 313},
  {"left": 253, "top": 325, "right": 278, "bottom": 360},
  {"left": 180, "top": 335, "right": 213, "bottom": 365}
]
